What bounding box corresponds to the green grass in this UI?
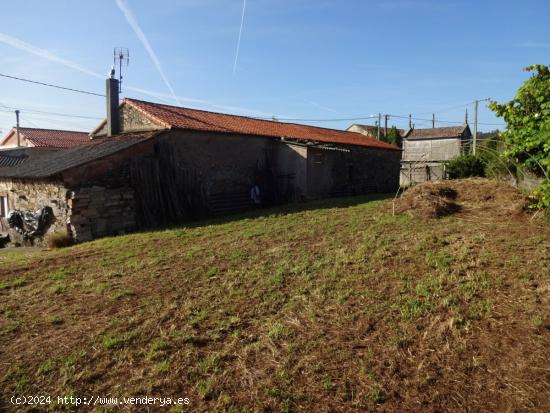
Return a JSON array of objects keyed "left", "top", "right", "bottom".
[{"left": 0, "top": 194, "right": 548, "bottom": 412}]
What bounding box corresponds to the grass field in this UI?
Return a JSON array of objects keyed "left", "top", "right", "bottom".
[{"left": 1, "top": 194, "right": 549, "bottom": 412}]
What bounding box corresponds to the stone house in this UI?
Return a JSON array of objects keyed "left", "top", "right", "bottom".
[
  {"left": 0, "top": 77, "right": 401, "bottom": 245},
  {"left": 0, "top": 127, "right": 90, "bottom": 148}
]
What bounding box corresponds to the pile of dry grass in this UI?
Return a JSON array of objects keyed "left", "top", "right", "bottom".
[
  {"left": 46, "top": 231, "right": 74, "bottom": 249},
  {"left": 395, "top": 178, "right": 531, "bottom": 219}
]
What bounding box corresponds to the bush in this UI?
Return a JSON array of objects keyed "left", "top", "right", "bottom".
[
  {"left": 46, "top": 232, "right": 74, "bottom": 249},
  {"left": 446, "top": 155, "right": 485, "bottom": 179}
]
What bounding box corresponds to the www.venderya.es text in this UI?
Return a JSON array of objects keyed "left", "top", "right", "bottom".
[{"left": 11, "top": 395, "right": 190, "bottom": 407}]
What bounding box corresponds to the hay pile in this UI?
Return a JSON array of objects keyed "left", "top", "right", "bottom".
[{"left": 395, "top": 178, "right": 530, "bottom": 219}]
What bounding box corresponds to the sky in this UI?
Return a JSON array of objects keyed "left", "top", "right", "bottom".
[{"left": 0, "top": 0, "right": 549, "bottom": 136}]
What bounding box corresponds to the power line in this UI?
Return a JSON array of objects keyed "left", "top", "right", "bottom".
[
  {"left": 388, "top": 114, "right": 504, "bottom": 127},
  {"left": 254, "top": 115, "right": 378, "bottom": 122},
  {"left": 0, "top": 72, "right": 105, "bottom": 97},
  {"left": 0, "top": 104, "right": 102, "bottom": 120}
]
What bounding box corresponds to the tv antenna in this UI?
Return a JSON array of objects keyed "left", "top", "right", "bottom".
[{"left": 113, "top": 47, "right": 129, "bottom": 94}]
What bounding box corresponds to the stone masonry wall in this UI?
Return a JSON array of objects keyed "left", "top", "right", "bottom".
[
  {"left": 92, "top": 104, "right": 164, "bottom": 137},
  {"left": 67, "top": 186, "right": 136, "bottom": 242},
  {"left": 0, "top": 179, "right": 70, "bottom": 246}
]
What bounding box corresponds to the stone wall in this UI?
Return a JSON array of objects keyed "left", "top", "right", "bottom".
[
  {"left": 67, "top": 186, "right": 136, "bottom": 242},
  {"left": 0, "top": 179, "right": 70, "bottom": 246},
  {"left": 92, "top": 104, "right": 164, "bottom": 137},
  {"left": 160, "top": 131, "right": 273, "bottom": 195},
  {"left": 348, "top": 146, "right": 401, "bottom": 193}
]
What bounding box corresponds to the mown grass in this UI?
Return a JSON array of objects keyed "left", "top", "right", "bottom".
[{"left": 0, "top": 195, "right": 548, "bottom": 412}]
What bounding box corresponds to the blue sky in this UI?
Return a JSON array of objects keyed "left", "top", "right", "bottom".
[{"left": 0, "top": 0, "right": 549, "bottom": 135}]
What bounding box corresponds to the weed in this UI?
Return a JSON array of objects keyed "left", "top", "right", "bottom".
[
  {"left": 196, "top": 378, "right": 215, "bottom": 399},
  {"left": 155, "top": 360, "right": 170, "bottom": 373},
  {"left": 198, "top": 353, "right": 221, "bottom": 374},
  {"left": 266, "top": 321, "right": 289, "bottom": 340},
  {"left": 102, "top": 333, "right": 124, "bottom": 349},
  {"left": 370, "top": 385, "right": 386, "bottom": 404},
  {"left": 0, "top": 277, "right": 27, "bottom": 290},
  {"left": 321, "top": 375, "right": 334, "bottom": 391},
  {"left": 37, "top": 359, "right": 56, "bottom": 376}
]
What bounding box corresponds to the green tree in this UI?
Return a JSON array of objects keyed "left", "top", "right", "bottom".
[
  {"left": 382, "top": 126, "right": 402, "bottom": 147},
  {"left": 489, "top": 64, "right": 550, "bottom": 209}
]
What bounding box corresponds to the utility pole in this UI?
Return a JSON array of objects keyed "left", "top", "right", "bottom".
[
  {"left": 432, "top": 113, "right": 435, "bottom": 128},
  {"left": 465, "top": 108, "right": 468, "bottom": 124},
  {"left": 408, "top": 114, "right": 412, "bottom": 129},
  {"left": 384, "top": 114, "right": 388, "bottom": 137},
  {"left": 377, "top": 113, "right": 381, "bottom": 140},
  {"left": 473, "top": 98, "right": 490, "bottom": 156},
  {"left": 15, "top": 110, "right": 21, "bottom": 147}
]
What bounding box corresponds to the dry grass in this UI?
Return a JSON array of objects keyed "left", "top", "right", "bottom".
[
  {"left": 0, "top": 191, "right": 549, "bottom": 412},
  {"left": 46, "top": 232, "right": 74, "bottom": 249},
  {"left": 396, "top": 178, "right": 531, "bottom": 219}
]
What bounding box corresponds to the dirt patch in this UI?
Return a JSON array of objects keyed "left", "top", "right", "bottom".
[{"left": 395, "top": 178, "right": 531, "bottom": 219}]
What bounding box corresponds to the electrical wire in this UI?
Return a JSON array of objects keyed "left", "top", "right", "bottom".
[
  {"left": 0, "top": 104, "right": 102, "bottom": 120},
  {"left": 0, "top": 72, "right": 505, "bottom": 127},
  {"left": 253, "top": 115, "right": 379, "bottom": 122},
  {"left": 0, "top": 72, "right": 105, "bottom": 97}
]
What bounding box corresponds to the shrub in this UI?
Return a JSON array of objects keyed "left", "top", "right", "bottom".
[
  {"left": 46, "top": 232, "right": 74, "bottom": 249},
  {"left": 446, "top": 155, "right": 485, "bottom": 179}
]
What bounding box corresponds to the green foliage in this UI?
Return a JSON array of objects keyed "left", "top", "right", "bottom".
[
  {"left": 489, "top": 65, "right": 550, "bottom": 209},
  {"left": 477, "top": 134, "right": 517, "bottom": 179},
  {"left": 532, "top": 181, "right": 550, "bottom": 210},
  {"left": 446, "top": 155, "right": 485, "bottom": 179},
  {"left": 382, "top": 126, "right": 402, "bottom": 147}
]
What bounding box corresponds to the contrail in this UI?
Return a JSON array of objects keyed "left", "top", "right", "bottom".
[
  {"left": 114, "top": 0, "right": 181, "bottom": 105},
  {"left": 0, "top": 32, "right": 277, "bottom": 117},
  {"left": 0, "top": 32, "right": 103, "bottom": 79},
  {"left": 233, "top": 0, "right": 246, "bottom": 74},
  {"left": 0, "top": 32, "right": 170, "bottom": 101}
]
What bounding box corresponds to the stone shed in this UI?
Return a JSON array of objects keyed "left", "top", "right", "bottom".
[
  {"left": 0, "top": 133, "right": 157, "bottom": 245},
  {"left": 0, "top": 77, "right": 401, "bottom": 245}
]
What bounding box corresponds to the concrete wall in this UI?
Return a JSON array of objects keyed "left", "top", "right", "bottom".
[
  {"left": 1, "top": 131, "right": 31, "bottom": 148},
  {"left": 302, "top": 146, "right": 400, "bottom": 197},
  {"left": 306, "top": 148, "right": 346, "bottom": 198},
  {"left": 0, "top": 179, "right": 70, "bottom": 245},
  {"left": 272, "top": 143, "right": 308, "bottom": 200},
  {"left": 403, "top": 138, "right": 462, "bottom": 162}
]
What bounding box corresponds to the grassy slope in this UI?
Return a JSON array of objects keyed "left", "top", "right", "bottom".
[{"left": 0, "top": 195, "right": 549, "bottom": 412}]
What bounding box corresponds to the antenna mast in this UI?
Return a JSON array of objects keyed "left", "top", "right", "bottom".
[{"left": 113, "top": 48, "right": 129, "bottom": 94}]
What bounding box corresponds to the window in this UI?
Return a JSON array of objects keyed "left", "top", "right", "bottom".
[{"left": 0, "top": 195, "right": 8, "bottom": 218}]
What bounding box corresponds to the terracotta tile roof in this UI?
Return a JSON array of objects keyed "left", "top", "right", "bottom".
[
  {"left": 0, "top": 128, "right": 90, "bottom": 148},
  {"left": 405, "top": 125, "right": 470, "bottom": 140},
  {"left": 122, "top": 99, "right": 400, "bottom": 151},
  {"left": 0, "top": 131, "right": 159, "bottom": 179}
]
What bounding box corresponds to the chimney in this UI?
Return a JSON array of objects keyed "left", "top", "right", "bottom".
[{"left": 106, "top": 72, "right": 120, "bottom": 137}]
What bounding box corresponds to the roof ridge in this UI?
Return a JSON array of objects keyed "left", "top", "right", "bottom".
[
  {"left": 125, "top": 98, "right": 378, "bottom": 138},
  {"left": 17, "top": 127, "right": 89, "bottom": 133}
]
